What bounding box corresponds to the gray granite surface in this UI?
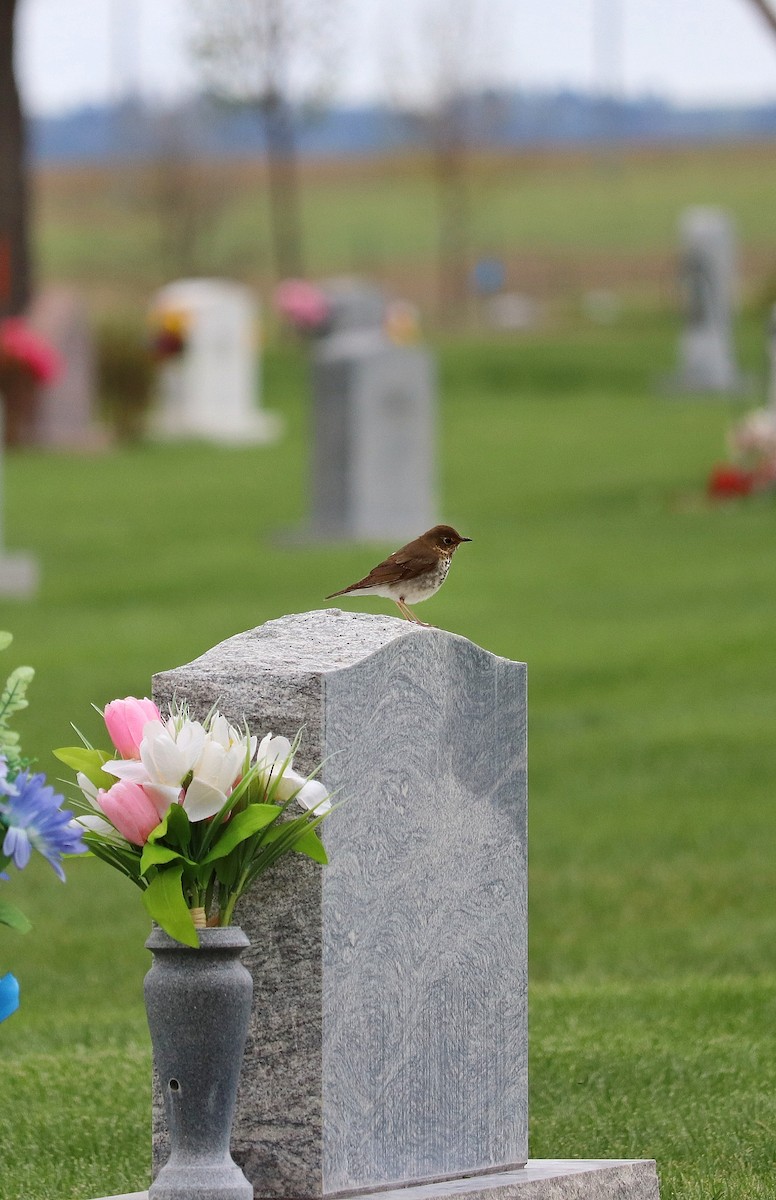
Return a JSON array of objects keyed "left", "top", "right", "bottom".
[
  {"left": 152, "top": 611, "right": 527, "bottom": 1198},
  {"left": 90, "top": 1158, "right": 660, "bottom": 1200}
]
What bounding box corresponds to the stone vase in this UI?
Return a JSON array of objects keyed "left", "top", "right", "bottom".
[{"left": 144, "top": 926, "right": 253, "bottom": 1200}]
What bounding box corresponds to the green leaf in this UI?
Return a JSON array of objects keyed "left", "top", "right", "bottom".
[
  {"left": 140, "top": 843, "right": 194, "bottom": 874},
  {"left": 147, "top": 803, "right": 191, "bottom": 853},
  {"left": 142, "top": 866, "right": 199, "bottom": 948},
  {"left": 214, "top": 855, "right": 240, "bottom": 890},
  {"left": 54, "top": 746, "right": 114, "bottom": 791},
  {"left": 263, "top": 825, "right": 331, "bottom": 864},
  {"left": 0, "top": 665, "right": 34, "bottom": 718},
  {"left": 0, "top": 898, "right": 32, "bottom": 933},
  {"left": 0, "top": 631, "right": 13, "bottom": 652},
  {"left": 200, "top": 805, "right": 282, "bottom": 864}
]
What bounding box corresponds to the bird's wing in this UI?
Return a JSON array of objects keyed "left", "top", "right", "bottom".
[{"left": 326, "top": 546, "right": 438, "bottom": 597}]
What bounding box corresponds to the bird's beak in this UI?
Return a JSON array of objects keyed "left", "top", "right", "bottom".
[{"left": 461, "top": 537, "right": 472, "bottom": 542}]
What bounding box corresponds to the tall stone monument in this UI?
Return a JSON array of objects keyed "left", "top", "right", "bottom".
[
  {"left": 141, "top": 609, "right": 660, "bottom": 1200},
  {"left": 671, "top": 207, "right": 745, "bottom": 394},
  {"left": 149, "top": 279, "right": 280, "bottom": 445}
]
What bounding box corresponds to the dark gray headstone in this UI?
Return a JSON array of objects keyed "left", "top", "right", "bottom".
[
  {"left": 320, "top": 277, "right": 388, "bottom": 336},
  {"left": 309, "top": 330, "right": 437, "bottom": 541}
]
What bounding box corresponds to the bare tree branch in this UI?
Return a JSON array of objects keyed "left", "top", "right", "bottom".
[
  {"left": 745, "top": 0, "right": 776, "bottom": 38},
  {"left": 188, "top": 0, "right": 346, "bottom": 281}
]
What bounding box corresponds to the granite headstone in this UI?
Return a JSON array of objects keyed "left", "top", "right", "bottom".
[
  {"left": 308, "top": 329, "right": 436, "bottom": 541},
  {"left": 140, "top": 611, "right": 660, "bottom": 1200},
  {"left": 672, "top": 207, "right": 744, "bottom": 394},
  {"left": 152, "top": 610, "right": 528, "bottom": 1197}
]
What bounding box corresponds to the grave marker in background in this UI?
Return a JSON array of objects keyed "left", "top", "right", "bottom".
[
  {"left": 149, "top": 279, "right": 280, "bottom": 444},
  {"left": 0, "top": 408, "right": 38, "bottom": 596},
  {"left": 671, "top": 207, "right": 745, "bottom": 394},
  {"left": 298, "top": 278, "right": 436, "bottom": 542},
  {"left": 27, "top": 287, "right": 107, "bottom": 449}
]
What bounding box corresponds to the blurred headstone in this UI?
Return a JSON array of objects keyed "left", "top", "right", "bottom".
[
  {"left": 149, "top": 279, "right": 280, "bottom": 444},
  {"left": 26, "top": 287, "right": 107, "bottom": 449},
  {"left": 671, "top": 207, "right": 745, "bottom": 394},
  {"left": 309, "top": 325, "right": 436, "bottom": 541},
  {"left": 485, "top": 292, "right": 541, "bottom": 332},
  {"left": 768, "top": 304, "right": 776, "bottom": 411},
  {"left": 319, "top": 276, "right": 388, "bottom": 336},
  {"left": 0, "top": 408, "right": 38, "bottom": 596}
]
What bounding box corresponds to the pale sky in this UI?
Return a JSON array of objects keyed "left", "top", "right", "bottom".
[{"left": 16, "top": 0, "right": 776, "bottom": 117}]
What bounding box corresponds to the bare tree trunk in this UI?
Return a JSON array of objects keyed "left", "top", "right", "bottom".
[
  {"left": 261, "top": 91, "right": 304, "bottom": 280},
  {"left": 432, "top": 104, "right": 471, "bottom": 324},
  {"left": 0, "top": 0, "right": 31, "bottom": 318},
  {"left": 745, "top": 0, "right": 776, "bottom": 37}
]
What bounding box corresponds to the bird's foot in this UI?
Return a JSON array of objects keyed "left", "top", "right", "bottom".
[{"left": 396, "top": 601, "right": 434, "bottom": 627}]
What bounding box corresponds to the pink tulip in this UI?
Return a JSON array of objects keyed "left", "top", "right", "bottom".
[
  {"left": 104, "top": 696, "right": 161, "bottom": 758},
  {"left": 96, "top": 779, "right": 162, "bottom": 846}
]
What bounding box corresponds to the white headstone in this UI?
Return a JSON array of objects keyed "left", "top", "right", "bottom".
[
  {"left": 149, "top": 279, "right": 280, "bottom": 444},
  {"left": 673, "top": 207, "right": 744, "bottom": 394}
]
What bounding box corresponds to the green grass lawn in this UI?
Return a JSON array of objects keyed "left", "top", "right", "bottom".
[{"left": 2, "top": 314, "right": 776, "bottom": 1199}]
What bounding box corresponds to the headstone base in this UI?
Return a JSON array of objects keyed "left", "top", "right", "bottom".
[
  {"left": 0, "top": 552, "right": 39, "bottom": 597},
  {"left": 151, "top": 409, "right": 282, "bottom": 446},
  {"left": 89, "top": 1161, "right": 660, "bottom": 1200}
]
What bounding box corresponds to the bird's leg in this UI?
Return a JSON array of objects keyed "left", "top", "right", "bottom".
[{"left": 395, "top": 598, "right": 433, "bottom": 627}]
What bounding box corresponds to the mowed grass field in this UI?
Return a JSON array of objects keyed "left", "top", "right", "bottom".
[
  {"left": 1, "top": 311, "right": 776, "bottom": 1199},
  {"left": 3, "top": 140, "right": 776, "bottom": 1198}
]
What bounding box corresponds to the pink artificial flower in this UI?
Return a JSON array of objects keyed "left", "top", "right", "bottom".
[
  {"left": 104, "top": 696, "right": 162, "bottom": 759},
  {"left": 96, "top": 779, "right": 162, "bottom": 846},
  {"left": 274, "top": 279, "right": 330, "bottom": 332},
  {"left": 0, "top": 318, "right": 62, "bottom": 383}
]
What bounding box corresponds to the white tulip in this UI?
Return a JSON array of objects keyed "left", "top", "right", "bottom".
[{"left": 256, "top": 733, "right": 331, "bottom": 813}]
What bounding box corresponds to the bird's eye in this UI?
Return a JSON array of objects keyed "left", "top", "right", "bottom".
[{"left": 443, "top": 536, "right": 453, "bottom": 545}]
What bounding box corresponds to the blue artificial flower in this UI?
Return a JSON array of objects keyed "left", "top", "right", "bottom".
[
  {"left": 0, "top": 771, "right": 86, "bottom": 881},
  {"left": 0, "top": 972, "right": 19, "bottom": 1022}
]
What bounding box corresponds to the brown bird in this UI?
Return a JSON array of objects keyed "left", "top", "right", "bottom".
[{"left": 325, "top": 525, "right": 472, "bottom": 625}]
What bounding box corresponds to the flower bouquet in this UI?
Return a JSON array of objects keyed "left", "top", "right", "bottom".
[
  {"left": 147, "top": 307, "right": 189, "bottom": 362},
  {"left": 55, "top": 697, "right": 332, "bottom": 948},
  {"left": 0, "top": 316, "right": 62, "bottom": 446},
  {"left": 274, "top": 278, "right": 331, "bottom": 335},
  {"left": 708, "top": 407, "right": 776, "bottom": 501},
  {"left": 0, "top": 631, "right": 86, "bottom": 1022}
]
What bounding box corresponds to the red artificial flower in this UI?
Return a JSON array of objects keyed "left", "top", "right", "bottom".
[
  {"left": 0, "top": 318, "right": 61, "bottom": 384},
  {"left": 707, "top": 464, "right": 755, "bottom": 499}
]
